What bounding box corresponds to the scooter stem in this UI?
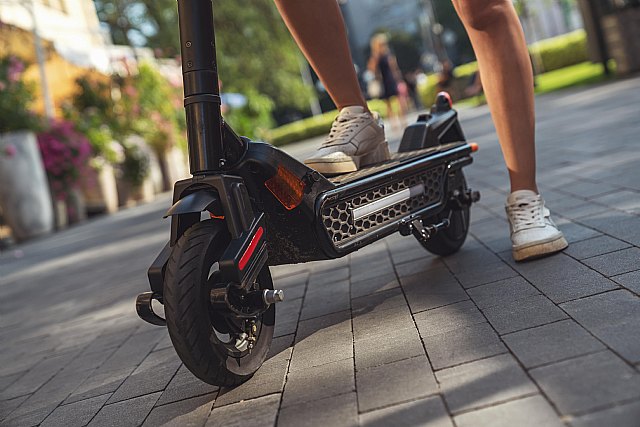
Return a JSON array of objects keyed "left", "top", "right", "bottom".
[{"left": 177, "top": 0, "right": 225, "bottom": 174}]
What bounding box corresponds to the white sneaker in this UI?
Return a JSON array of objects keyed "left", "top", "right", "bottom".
[
  {"left": 506, "top": 190, "right": 568, "bottom": 261},
  {"left": 304, "top": 106, "right": 390, "bottom": 175}
]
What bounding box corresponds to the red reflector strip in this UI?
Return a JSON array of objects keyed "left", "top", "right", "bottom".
[{"left": 238, "top": 226, "right": 264, "bottom": 271}]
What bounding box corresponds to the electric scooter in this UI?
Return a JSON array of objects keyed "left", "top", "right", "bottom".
[{"left": 135, "top": 0, "right": 480, "bottom": 387}]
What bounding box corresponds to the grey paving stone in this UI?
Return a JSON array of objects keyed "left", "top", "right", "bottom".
[
  {"left": 579, "top": 211, "right": 640, "bottom": 246},
  {"left": 395, "top": 257, "right": 445, "bottom": 279},
  {"left": 591, "top": 189, "right": 640, "bottom": 214},
  {"left": 308, "top": 267, "right": 349, "bottom": 286},
  {"left": 560, "top": 180, "right": 620, "bottom": 199},
  {"left": 273, "top": 297, "right": 303, "bottom": 338},
  {"left": 467, "top": 276, "right": 539, "bottom": 309},
  {"left": 0, "top": 350, "right": 78, "bottom": 401},
  {"left": 561, "top": 290, "right": 640, "bottom": 364},
  {"left": 206, "top": 393, "right": 280, "bottom": 427},
  {"left": 506, "top": 253, "right": 617, "bottom": 303},
  {"left": 359, "top": 396, "right": 453, "bottom": 427},
  {"left": 350, "top": 258, "right": 394, "bottom": 284},
  {"left": 470, "top": 217, "right": 513, "bottom": 254},
  {"left": 612, "top": 270, "right": 640, "bottom": 294},
  {"left": 281, "top": 358, "right": 354, "bottom": 408},
  {"left": 414, "top": 300, "right": 484, "bottom": 338},
  {"left": 436, "top": 353, "right": 538, "bottom": 414},
  {"left": 581, "top": 247, "right": 640, "bottom": 277},
  {"left": 87, "top": 391, "right": 161, "bottom": 427},
  {"left": 354, "top": 326, "right": 425, "bottom": 371},
  {"left": 152, "top": 333, "right": 174, "bottom": 353},
  {"left": 300, "top": 280, "right": 350, "bottom": 320},
  {"left": 353, "top": 305, "right": 416, "bottom": 341},
  {"left": 107, "top": 347, "right": 181, "bottom": 404},
  {"left": 3, "top": 347, "right": 117, "bottom": 426},
  {"left": 267, "top": 334, "right": 294, "bottom": 359},
  {"left": 40, "top": 394, "right": 111, "bottom": 427},
  {"left": 278, "top": 392, "right": 357, "bottom": 427},
  {"left": 352, "top": 287, "right": 406, "bottom": 313},
  {"left": 454, "top": 395, "right": 563, "bottom": 427},
  {"left": 569, "top": 400, "right": 640, "bottom": 427},
  {"left": 289, "top": 330, "right": 352, "bottom": 373},
  {"left": 400, "top": 267, "right": 468, "bottom": 313},
  {"left": 65, "top": 328, "right": 165, "bottom": 404},
  {"left": 356, "top": 356, "right": 438, "bottom": 412},
  {"left": 530, "top": 351, "right": 640, "bottom": 415},
  {"left": 350, "top": 272, "right": 399, "bottom": 299},
  {"left": 0, "top": 372, "right": 24, "bottom": 393},
  {"left": 563, "top": 235, "right": 631, "bottom": 260},
  {"left": 424, "top": 322, "right": 506, "bottom": 370},
  {"left": 156, "top": 365, "right": 218, "bottom": 407},
  {"left": 481, "top": 294, "right": 568, "bottom": 335},
  {"left": 142, "top": 393, "right": 215, "bottom": 427},
  {"left": 0, "top": 394, "right": 29, "bottom": 420},
  {"left": 443, "top": 238, "right": 503, "bottom": 274},
  {"left": 452, "top": 261, "right": 519, "bottom": 289},
  {"left": 503, "top": 320, "right": 605, "bottom": 368},
  {"left": 296, "top": 310, "right": 351, "bottom": 343},
  {"left": 556, "top": 220, "right": 602, "bottom": 243},
  {"left": 214, "top": 348, "right": 291, "bottom": 406}
]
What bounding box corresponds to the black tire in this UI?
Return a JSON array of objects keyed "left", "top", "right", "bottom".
[
  {"left": 164, "top": 220, "right": 275, "bottom": 387},
  {"left": 418, "top": 172, "right": 470, "bottom": 256}
]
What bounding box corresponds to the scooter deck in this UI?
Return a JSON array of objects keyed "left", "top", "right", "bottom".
[
  {"left": 316, "top": 141, "right": 473, "bottom": 256},
  {"left": 328, "top": 144, "right": 455, "bottom": 185}
]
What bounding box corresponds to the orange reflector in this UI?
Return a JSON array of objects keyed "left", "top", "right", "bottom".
[
  {"left": 209, "top": 214, "right": 225, "bottom": 220},
  {"left": 239, "top": 226, "right": 264, "bottom": 271},
  {"left": 264, "top": 166, "right": 305, "bottom": 210},
  {"left": 470, "top": 142, "right": 479, "bottom": 152}
]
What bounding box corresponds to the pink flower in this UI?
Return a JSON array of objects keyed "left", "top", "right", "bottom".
[
  {"left": 0, "top": 81, "right": 6, "bottom": 91},
  {"left": 3, "top": 144, "right": 17, "bottom": 157}
]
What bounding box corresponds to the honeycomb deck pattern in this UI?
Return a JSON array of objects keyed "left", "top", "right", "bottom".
[{"left": 322, "top": 165, "right": 445, "bottom": 247}]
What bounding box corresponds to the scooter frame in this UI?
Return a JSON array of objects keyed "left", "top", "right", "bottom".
[{"left": 137, "top": 0, "right": 479, "bottom": 329}]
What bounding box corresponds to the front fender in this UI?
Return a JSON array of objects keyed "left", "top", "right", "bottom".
[{"left": 163, "top": 190, "right": 219, "bottom": 218}]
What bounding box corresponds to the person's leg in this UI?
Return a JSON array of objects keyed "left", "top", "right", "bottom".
[
  {"left": 451, "top": 0, "right": 537, "bottom": 193},
  {"left": 274, "top": 0, "right": 366, "bottom": 111},
  {"left": 274, "top": 0, "right": 389, "bottom": 175},
  {"left": 453, "top": 0, "right": 567, "bottom": 261}
]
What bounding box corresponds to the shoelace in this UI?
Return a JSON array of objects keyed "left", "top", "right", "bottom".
[
  {"left": 506, "top": 194, "right": 547, "bottom": 232},
  {"left": 323, "top": 113, "right": 369, "bottom": 146}
]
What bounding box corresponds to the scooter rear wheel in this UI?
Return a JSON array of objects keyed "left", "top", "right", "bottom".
[
  {"left": 163, "top": 220, "right": 275, "bottom": 386},
  {"left": 418, "top": 172, "right": 470, "bottom": 256}
]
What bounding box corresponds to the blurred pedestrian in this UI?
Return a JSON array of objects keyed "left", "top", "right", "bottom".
[{"left": 367, "top": 33, "right": 407, "bottom": 130}]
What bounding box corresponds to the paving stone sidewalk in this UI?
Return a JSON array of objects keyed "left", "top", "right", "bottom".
[{"left": 1, "top": 77, "right": 640, "bottom": 426}]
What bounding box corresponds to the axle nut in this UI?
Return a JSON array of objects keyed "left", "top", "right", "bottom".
[{"left": 263, "top": 290, "right": 284, "bottom": 305}]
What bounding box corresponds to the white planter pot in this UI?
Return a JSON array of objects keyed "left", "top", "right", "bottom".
[{"left": 0, "top": 131, "right": 54, "bottom": 241}]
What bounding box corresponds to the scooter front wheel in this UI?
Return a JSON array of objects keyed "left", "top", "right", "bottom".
[{"left": 163, "top": 219, "right": 275, "bottom": 386}]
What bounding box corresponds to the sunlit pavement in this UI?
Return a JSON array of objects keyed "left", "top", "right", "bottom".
[{"left": 1, "top": 77, "right": 640, "bottom": 426}]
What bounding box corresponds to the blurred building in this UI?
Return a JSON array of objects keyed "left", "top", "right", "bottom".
[
  {"left": 517, "top": 0, "right": 584, "bottom": 44},
  {"left": 0, "top": 0, "right": 112, "bottom": 72}
]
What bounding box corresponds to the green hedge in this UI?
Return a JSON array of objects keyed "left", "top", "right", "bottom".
[{"left": 418, "top": 29, "right": 588, "bottom": 107}]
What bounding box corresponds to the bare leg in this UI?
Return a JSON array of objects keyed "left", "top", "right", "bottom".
[
  {"left": 274, "top": 0, "right": 367, "bottom": 111},
  {"left": 452, "top": 0, "right": 537, "bottom": 193}
]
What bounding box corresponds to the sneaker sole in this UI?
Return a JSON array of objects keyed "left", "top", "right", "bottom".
[
  {"left": 305, "top": 142, "right": 390, "bottom": 176},
  {"left": 513, "top": 236, "right": 568, "bottom": 262}
]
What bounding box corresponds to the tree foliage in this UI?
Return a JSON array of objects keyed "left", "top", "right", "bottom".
[{"left": 93, "top": 0, "right": 311, "bottom": 113}]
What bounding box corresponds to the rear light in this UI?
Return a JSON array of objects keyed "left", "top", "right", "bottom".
[
  {"left": 470, "top": 142, "right": 479, "bottom": 152},
  {"left": 265, "top": 165, "right": 305, "bottom": 210},
  {"left": 238, "top": 226, "right": 264, "bottom": 271}
]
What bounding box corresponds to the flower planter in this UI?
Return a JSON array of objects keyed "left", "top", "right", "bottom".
[
  {"left": 0, "top": 131, "right": 54, "bottom": 241},
  {"left": 81, "top": 163, "right": 119, "bottom": 215}
]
